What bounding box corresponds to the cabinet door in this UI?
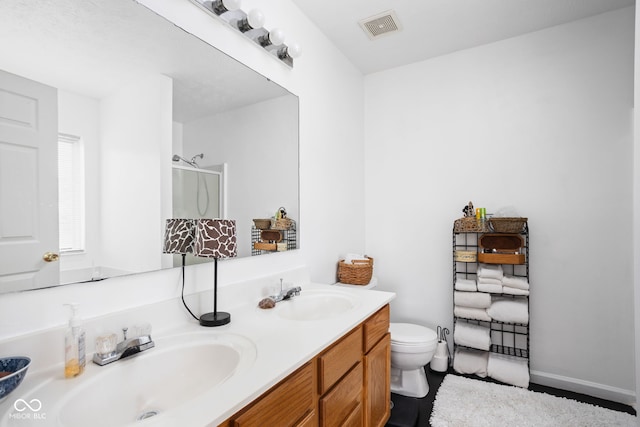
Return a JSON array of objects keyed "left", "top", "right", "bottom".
[
  {"left": 232, "top": 362, "right": 315, "bottom": 427},
  {"left": 319, "top": 362, "right": 363, "bottom": 427},
  {"left": 364, "top": 333, "right": 390, "bottom": 427}
]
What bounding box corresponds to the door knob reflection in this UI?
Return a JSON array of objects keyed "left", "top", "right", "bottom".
[{"left": 43, "top": 252, "right": 59, "bottom": 262}]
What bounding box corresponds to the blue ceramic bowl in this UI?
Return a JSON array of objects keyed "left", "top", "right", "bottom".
[{"left": 0, "top": 357, "right": 31, "bottom": 400}]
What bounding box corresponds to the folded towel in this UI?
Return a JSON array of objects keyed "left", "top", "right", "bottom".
[
  {"left": 453, "top": 348, "right": 489, "bottom": 378},
  {"left": 477, "top": 283, "right": 503, "bottom": 293},
  {"left": 487, "top": 297, "right": 529, "bottom": 324},
  {"left": 501, "top": 287, "right": 529, "bottom": 296},
  {"left": 454, "top": 291, "right": 491, "bottom": 309},
  {"left": 455, "top": 278, "right": 477, "bottom": 292},
  {"left": 454, "top": 305, "right": 492, "bottom": 322},
  {"left": 478, "top": 277, "right": 502, "bottom": 285},
  {"left": 488, "top": 352, "right": 530, "bottom": 387},
  {"left": 343, "top": 253, "right": 368, "bottom": 264},
  {"left": 454, "top": 321, "right": 491, "bottom": 351},
  {"left": 477, "top": 263, "right": 504, "bottom": 280},
  {"left": 501, "top": 275, "right": 529, "bottom": 290}
]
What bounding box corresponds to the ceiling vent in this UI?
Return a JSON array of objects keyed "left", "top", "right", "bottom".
[{"left": 359, "top": 10, "right": 402, "bottom": 40}]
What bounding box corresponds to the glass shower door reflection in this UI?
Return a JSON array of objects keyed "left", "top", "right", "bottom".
[{"left": 172, "top": 167, "right": 221, "bottom": 219}]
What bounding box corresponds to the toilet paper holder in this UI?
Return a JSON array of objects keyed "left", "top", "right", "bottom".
[{"left": 431, "top": 326, "right": 450, "bottom": 373}]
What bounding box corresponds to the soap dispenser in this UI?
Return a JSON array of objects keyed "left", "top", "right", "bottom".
[{"left": 64, "top": 303, "right": 86, "bottom": 378}]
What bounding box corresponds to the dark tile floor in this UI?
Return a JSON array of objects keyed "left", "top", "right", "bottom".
[{"left": 386, "top": 367, "right": 636, "bottom": 427}]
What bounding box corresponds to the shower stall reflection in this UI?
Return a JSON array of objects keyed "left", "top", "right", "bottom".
[{"left": 171, "top": 156, "right": 225, "bottom": 267}]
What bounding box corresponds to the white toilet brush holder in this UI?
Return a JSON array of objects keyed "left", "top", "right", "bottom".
[{"left": 430, "top": 341, "right": 449, "bottom": 372}]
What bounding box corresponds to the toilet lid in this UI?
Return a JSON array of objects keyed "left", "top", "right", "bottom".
[{"left": 389, "top": 323, "right": 438, "bottom": 345}]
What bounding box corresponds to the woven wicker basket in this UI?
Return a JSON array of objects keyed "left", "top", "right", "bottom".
[
  {"left": 488, "top": 217, "right": 528, "bottom": 233},
  {"left": 253, "top": 219, "right": 271, "bottom": 230},
  {"left": 338, "top": 257, "right": 374, "bottom": 285},
  {"left": 453, "top": 217, "right": 489, "bottom": 233},
  {"left": 272, "top": 218, "right": 294, "bottom": 230}
]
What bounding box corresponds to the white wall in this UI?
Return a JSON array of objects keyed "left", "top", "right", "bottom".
[
  {"left": 634, "top": 1, "right": 640, "bottom": 412},
  {"left": 182, "top": 95, "right": 299, "bottom": 258},
  {"left": 100, "top": 74, "right": 173, "bottom": 274},
  {"left": 365, "top": 8, "right": 635, "bottom": 402}
]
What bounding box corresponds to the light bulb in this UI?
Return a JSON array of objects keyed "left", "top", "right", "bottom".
[
  {"left": 287, "top": 43, "right": 302, "bottom": 59},
  {"left": 210, "top": 0, "right": 241, "bottom": 15},
  {"left": 247, "top": 9, "right": 265, "bottom": 29},
  {"left": 269, "top": 28, "right": 285, "bottom": 46}
]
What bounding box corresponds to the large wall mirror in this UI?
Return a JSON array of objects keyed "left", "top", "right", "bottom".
[{"left": 0, "top": 0, "right": 299, "bottom": 293}]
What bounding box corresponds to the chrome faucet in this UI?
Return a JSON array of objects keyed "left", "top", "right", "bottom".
[
  {"left": 93, "top": 327, "right": 155, "bottom": 366},
  {"left": 269, "top": 278, "right": 302, "bottom": 303}
]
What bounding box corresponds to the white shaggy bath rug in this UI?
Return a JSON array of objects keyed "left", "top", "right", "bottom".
[{"left": 430, "top": 374, "right": 636, "bottom": 427}]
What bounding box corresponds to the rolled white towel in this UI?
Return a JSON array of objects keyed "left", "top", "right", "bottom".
[
  {"left": 488, "top": 353, "right": 530, "bottom": 388},
  {"left": 478, "top": 282, "right": 503, "bottom": 293},
  {"left": 454, "top": 348, "right": 489, "bottom": 378},
  {"left": 477, "top": 263, "right": 503, "bottom": 280},
  {"left": 502, "top": 275, "right": 529, "bottom": 290},
  {"left": 454, "top": 291, "right": 491, "bottom": 309},
  {"left": 502, "top": 287, "right": 529, "bottom": 296},
  {"left": 454, "top": 305, "right": 492, "bottom": 322},
  {"left": 455, "top": 278, "right": 477, "bottom": 292},
  {"left": 487, "top": 296, "right": 529, "bottom": 324},
  {"left": 454, "top": 321, "right": 491, "bottom": 351}
]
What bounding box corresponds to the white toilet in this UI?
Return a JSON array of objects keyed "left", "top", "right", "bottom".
[
  {"left": 336, "top": 278, "right": 439, "bottom": 398},
  {"left": 389, "top": 322, "right": 438, "bottom": 398}
]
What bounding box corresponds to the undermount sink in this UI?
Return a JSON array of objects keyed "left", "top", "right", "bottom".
[
  {"left": 1, "top": 332, "right": 256, "bottom": 427},
  {"left": 276, "top": 289, "right": 360, "bottom": 321}
]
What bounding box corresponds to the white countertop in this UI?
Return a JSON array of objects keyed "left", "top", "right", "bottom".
[{"left": 0, "top": 283, "right": 395, "bottom": 426}]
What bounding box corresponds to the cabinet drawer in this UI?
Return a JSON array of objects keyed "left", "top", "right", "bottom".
[
  {"left": 232, "top": 362, "right": 314, "bottom": 427},
  {"left": 363, "top": 305, "right": 390, "bottom": 353},
  {"left": 320, "top": 362, "right": 363, "bottom": 426},
  {"left": 318, "top": 325, "right": 362, "bottom": 394}
]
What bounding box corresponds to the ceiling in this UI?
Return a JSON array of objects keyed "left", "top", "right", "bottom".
[{"left": 290, "top": 0, "right": 635, "bottom": 74}]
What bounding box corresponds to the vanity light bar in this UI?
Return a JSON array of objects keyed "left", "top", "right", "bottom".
[{"left": 189, "top": 0, "right": 301, "bottom": 67}]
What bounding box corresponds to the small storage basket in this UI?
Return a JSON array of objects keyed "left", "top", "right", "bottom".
[
  {"left": 454, "top": 250, "right": 477, "bottom": 262},
  {"left": 453, "top": 217, "right": 489, "bottom": 233},
  {"left": 272, "top": 218, "right": 294, "bottom": 230},
  {"left": 338, "top": 257, "right": 374, "bottom": 285},
  {"left": 488, "top": 217, "right": 527, "bottom": 233}
]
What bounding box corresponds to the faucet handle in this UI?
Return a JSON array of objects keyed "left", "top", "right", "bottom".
[
  {"left": 130, "top": 322, "right": 152, "bottom": 337},
  {"left": 122, "top": 327, "right": 128, "bottom": 340}
]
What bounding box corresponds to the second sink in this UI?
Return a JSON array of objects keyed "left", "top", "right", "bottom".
[{"left": 276, "top": 289, "right": 360, "bottom": 321}]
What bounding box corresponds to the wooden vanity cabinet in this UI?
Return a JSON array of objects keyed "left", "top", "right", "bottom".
[{"left": 219, "top": 304, "right": 390, "bottom": 427}]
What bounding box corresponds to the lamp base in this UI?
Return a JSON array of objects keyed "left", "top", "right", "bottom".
[{"left": 199, "top": 311, "right": 231, "bottom": 327}]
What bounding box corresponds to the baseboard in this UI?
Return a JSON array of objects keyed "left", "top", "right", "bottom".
[{"left": 530, "top": 370, "right": 636, "bottom": 408}]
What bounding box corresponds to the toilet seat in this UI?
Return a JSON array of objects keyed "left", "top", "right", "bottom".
[{"left": 389, "top": 323, "right": 438, "bottom": 346}]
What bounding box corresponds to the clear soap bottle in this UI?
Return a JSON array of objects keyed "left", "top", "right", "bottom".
[{"left": 64, "top": 303, "right": 86, "bottom": 378}]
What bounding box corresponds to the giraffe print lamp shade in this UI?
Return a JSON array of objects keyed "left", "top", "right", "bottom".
[
  {"left": 163, "top": 219, "right": 195, "bottom": 254},
  {"left": 194, "top": 219, "right": 237, "bottom": 259}
]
